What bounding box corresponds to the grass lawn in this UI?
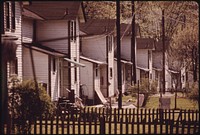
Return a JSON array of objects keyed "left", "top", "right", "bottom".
[
  {"left": 122, "top": 92, "right": 199, "bottom": 110},
  {"left": 145, "top": 95, "right": 199, "bottom": 110}
]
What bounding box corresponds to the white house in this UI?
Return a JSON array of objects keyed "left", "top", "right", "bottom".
[
  {"left": 22, "top": 1, "right": 86, "bottom": 101},
  {"left": 79, "top": 19, "right": 116, "bottom": 105},
  {"left": 153, "top": 40, "right": 186, "bottom": 91},
  {"left": 115, "top": 23, "right": 155, "bottom": 93}
]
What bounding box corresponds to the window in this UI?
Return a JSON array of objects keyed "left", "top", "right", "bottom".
[
  {"left": 95, "top": 64, "right": 98, "bottom": 77},
  {"left": 9, "top": 57, "right": 18, "bottom": 75},
  {"left": 5, "top": 2, "right": 10, "bottom": 30},
  {"left": 11, "top": 1, "right": 15, "bottom": 30},
  {"left": 5, "top": 2, "right": 15, "bottom": 31},
  {"left": 80, "top": 37, "right": 82, "bottom": 53},
  {"left": 100, "top": 76, "right": 104, "bottom": 85},
  {"left": 70, "top": 20, "right": 76, "bottom": 41},
  {"left": 110, "top": 68, "right": 112, "bottom": 78},
  {"left": 106, "top": 35, "right": 112, "bottom": 52},
  {"left": 53, "top": 57, "right": 56, "bottom": 73}
]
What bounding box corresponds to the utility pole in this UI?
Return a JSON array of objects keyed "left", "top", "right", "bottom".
[
  {"left": 116, "top": 1, "right": 122, "bottom": 109},
  {"left": 131, "top": 1, "right": 136, "bottom": 85},
  {"left": 0, "top": 2, "right": 5, "bottom": 134},
  {"left": 162, "top": 9, "right": 165, "bottom": 94}
]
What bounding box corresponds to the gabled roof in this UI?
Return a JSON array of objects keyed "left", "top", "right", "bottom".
[
  {"left": 120, "top": 23, "right": 140, "bottom": 37},
  {"left": 136, "top": 38, "right": 155, "bottom": 49},
  {"left": 80, "top": 19, "right": 116, "bottom": 35},
  {"left": 23, "top": 1, "right": 83, "bottom": 20}
]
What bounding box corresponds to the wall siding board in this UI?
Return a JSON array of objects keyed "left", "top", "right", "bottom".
[{"left": 5, "top": 2, "right": 22, "bottom": 79}]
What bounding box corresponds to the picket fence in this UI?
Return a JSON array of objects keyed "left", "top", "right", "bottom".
[{"left": 4, "top": 107, "right": 199, "bottom": 134}]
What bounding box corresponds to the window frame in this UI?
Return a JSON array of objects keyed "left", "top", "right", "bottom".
[
  {"left": 11, "top": 1, "right": 15, "bottom": 31},
  {"left": 5, "top": 2, "right": 10, "bottom": 30}
]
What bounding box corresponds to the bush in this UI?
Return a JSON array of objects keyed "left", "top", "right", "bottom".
[
  {"left": 8, "top": 79, "right": 55, "bottom": 134},
  {"left": 129, "top": 78, "right": 158, "bottom": 106},
  {"left": 187, "top": 82, "right": 199, "bottom": 102}
]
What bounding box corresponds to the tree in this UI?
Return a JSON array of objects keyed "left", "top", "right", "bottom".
[{"left": 8, "top": 78, "right": 55, "bottom": 134}]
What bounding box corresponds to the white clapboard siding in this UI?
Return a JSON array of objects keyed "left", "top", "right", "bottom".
[
  {"left": 22, "top": 18, "right": 33, "bottom": 43},
  {"left": 82, "top": 36, "right": 107, "bottom": 62},
  {"left": 137, "top": 49, "right": 148, "bottom": 69},
  {"left": 153, "top": 52, "right": 163, "bottom": 68},
  {"left": 114, "top": 61, "right": 126, "bottom": 94},
  {"left": 60, "top": 59, "right": 69, "bottom": 98},
  {"left": 50, "top": 57, "right": 60, "bottom": 101},
  {"left": 100, "top": 65, "right": 107, "bottom": 97},
  {"left": 36, "top": 20, "right": 69, "bottom": 54},
  {"left": 121, "top": 37, "right": 131, "bottom": 61},
  {"left": 80, "top": 59, "right": 94, "bottom": 99},
  {"left": 22, "top": 47, "right": 48, "bottom": 89},
  {"left": 5, "top": 2, "right": 22, "bottom": 79},
  {"left": 108, "top": 35, "right": 115, "bottom": 97}
]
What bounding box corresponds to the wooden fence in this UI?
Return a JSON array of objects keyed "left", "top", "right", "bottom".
[{"left": 4, "top": 108, "right": 199, "bottom": 134}]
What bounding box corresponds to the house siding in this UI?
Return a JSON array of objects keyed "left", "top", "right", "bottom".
[
  {"left": 50, "top": 57, "right": 60, "bottom": 101},
  {"left": 22, "top": 18, "right": 33, "bottom": 43},
  {"left": 137, "top": 49, "right": 148, "bottom": 69},
  {"left": 5, "top": 2, "right": 22, "bottom": 79},
  {"left": 107, "top": 35, "right": 115, "bottom": 97},
  {"left": 70, "top": 18, "right": 80, "bottom": 97},
  {"left": 80, "top": 59, "right": 94, "bottom": 99},
  {"left": 36, "top": 20, "right": 69, "bottom": 54},
  {"left": 82, "top": 36, "right": 107, "bottom": 62},
  {"left": 121, "top": 36, "right": 131, "bottom": 61},
  {"left": 22, "top": 47, "right": 48, "bottom": 88}
]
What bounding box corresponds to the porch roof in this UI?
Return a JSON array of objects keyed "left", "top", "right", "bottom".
[
  {"left": 64, "top": 58, "right": 85, "bottom": 67},
  {"left": 153, "top": 67, "right": 162, "bottom": 71},
  {"left": 23, "top": 42, "right": 67, "bottom": 57},
  {"left": 168, "top": 69, "right": 180, "bottom": 74},
  {"left": 114, "top": 58, "right": 132, "bottom": 65},
  {"left": 80, "top": 56, "right": 107, "bottom": 65},
  {"left": 136, "top": 66, "right": 150, "bottom": 71}
]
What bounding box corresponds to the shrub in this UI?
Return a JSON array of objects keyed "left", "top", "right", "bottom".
[
  {"left": 187, "top": 82, "right": 199, "bottom": 102},
  {"left": 129, "top": 78, "right": 158, "bottom": 106},
  {"left": 8, "top": 79, "right": 55, "bottom": 134}
]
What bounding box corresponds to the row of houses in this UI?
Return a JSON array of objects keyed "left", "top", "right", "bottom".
[{"left": 1, "top": 1, "right": 187, "bottom": 105}]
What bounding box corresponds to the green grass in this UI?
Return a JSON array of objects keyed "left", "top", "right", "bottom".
[
  {"left": 145, "top": 96, "right": 199, "bottom": 110},
  {"left": 122, "top": 93, "right": 199, "bottom": 110}
]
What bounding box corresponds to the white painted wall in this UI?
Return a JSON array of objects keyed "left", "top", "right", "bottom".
[
  {"left": 114, "top": 61, "right": 126, "bottom": 94},
  {"left": 82, "top": 35, "right": 107, "bottom": 62},
  {"left": 5, "top": 2, "right": 22, "bottom": 79},
  {"left": 121, "top": 36, "right": 131, "bottom": 61},
  {"left": 137, "top": 49, "right": 148, "bottom": 69},
  {"left": 50, "top": 57, "right": 60, "bottom": 101},
  {"left": 100, "top": 65, "right": 107, "bottom": 97},
  {"left": 36, "top": 20, "right": 69, "bottom": 54},
  {"left": 108, "top": 35, "right": 115, "bottom": 97},
  {"left": 22, "top": 47, "right": 48, "bottom": 88},
  {"left": 80, "top": 59, "right": 94, "bottom": 99},
  {"left": 22, "top": 18, "right": 33, "bottom": 43}
]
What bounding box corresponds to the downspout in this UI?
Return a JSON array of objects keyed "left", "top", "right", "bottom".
[{"left": 68, "top": 21, "right": 71, "bottom": 90}]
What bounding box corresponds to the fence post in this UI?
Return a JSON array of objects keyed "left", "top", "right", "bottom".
[{"left": 100, "top": 116, "right": 105, "bottom": 134}]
